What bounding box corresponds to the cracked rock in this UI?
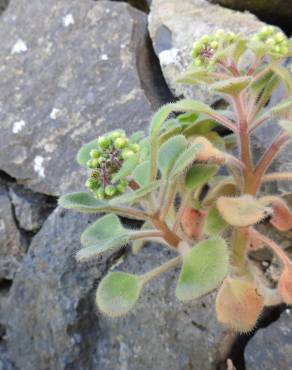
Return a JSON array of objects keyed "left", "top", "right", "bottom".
[
  {"left": 0, "top": 0, "right": 153, "bottom": 196},
  {"left": 5, "top": 208, "right": 226, "bottom": 370},
  {"left": 245, "top": 308, "right": 292, "bottom": 370},
  {"left": 8, "top": 184, "right": 56, "bottom": 231},
  {"left": 148, "top": 0, "right": 266, "bottom": 103},
  {"left": 0, "top": 182, "right": 24, "bottom": 280}
]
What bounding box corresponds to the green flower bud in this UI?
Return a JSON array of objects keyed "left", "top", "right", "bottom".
[
  {"left": 85, "top": 178, "right": 97, "bottom": 189},
  {"left": 275, "top": 32, "right": 285, "bottom": 43},
  {"left": 130, "top": 143, "right": 140, "bottom": 153},
  {"left": 194, "top": 58, "right": 202, "bottom": 67},
  {"left": 266, "top": 37, "right": 276, "bottom": 46},
  {"left": 122, "top": 149, "right": 135, "bottom": 160},
  {"left": 95, "top": 187, "right": 105, "bottom": 200},
  {"left": 116, "top": 183, "right": 127, "bottom": 194},
  {"left": 110, "top": 130, "right": 124, "bottom": 140},
  {"left": 97, "top": 157, "right": 106, "bottom": 165},
  {"left": 201, "top": 35, "right": 209, "bottom": 44},
  {"left": 225, "top": 32, "right": 235, "bottom": 42},
  {"left": 114, "top": 137, "right": 128, "bottom": 149},
  {"left": 251, "top": 35, "right": 260, "bottom": 42},
  {"left": 193, "top": 41, "right": 202, "bottom": 52},
  {"left": 91, "top": 158, "right": 99, "bottom": 168},
  {"left": 120, "top": 179, "right": 128, "bottom": 187},
  {"left": 260, "top": 26, "right": 272, "bottom": 38},
  {"left": 89, "top": 149, "right": 100, "bottom": 159},
  {"left": 105, "top": 185, "right": 116, "bottom": 197},
  {"left": 215, "top": 29, "right": 225, "bottom": 39},
  {"left": 210, "top": 40, "right": 218, "bottom": 49},
  {"left": 98, "top": 136, "right": 111, "bottom": 149}
]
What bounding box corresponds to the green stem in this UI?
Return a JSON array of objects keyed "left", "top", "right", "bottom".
[{"left": 141, "top": 256, "right": 181, "bottom": 284}]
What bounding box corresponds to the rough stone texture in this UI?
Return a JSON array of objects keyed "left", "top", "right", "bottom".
[
  {"left": 9, "top": 184, "right": 56, "bottom": 231},
  {"left": 245, "top": 308, "right": 292, "bottom": 370},
  {"left": 0, "top": 182, "right": 24, "bottom": 280},
  {"left": 148, "top": 0, "right": 266, "bottom": 102},
  {"left": 4, "top": 207, "right": 226, "bottom": 370},
  {"left": 0, "top": 0, "right": 153, "bottom": 196}
]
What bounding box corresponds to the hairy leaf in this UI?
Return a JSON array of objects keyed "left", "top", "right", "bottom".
[
  {"left": 203, "top": 205, "right": 228, "bottom": 236},
  {"left": 80, "top": 214, "right": 124, "bottom": 246},
  {"left": 96, "top": 272, "right": 143, "bottom": 317},
  {"left": 158, "top": 135, "right": 188, "bottom": 176},
  {"left": 170, "top": 143, "right": 203, "bottom": 178},
  {"left": 217, "top": 195, "right": 272, "bottom": 227},
  {"left": 271, "top": 64, "right": 292, "bottom": 95},
  {"left": 268, "top": 97, "right": 292, "bottom": 116},
  {"left": 132, "top": 160, "right": 151, "bottom": 187},
  {"left": 110, "top": 181, "right": 160, "bottom": 205},
  {"left": 176, "top": 238, "right": 229, "bottom": 301},
  {"left": 185, "top": 164, "right": 218, "bottom": 190},
  {"left": 216, "top": 277, "right": 264, "bottom": 332},
  {"left": 182, "top": 118, "right": 218, "bottom": 136},
  {"left": 203, "top": 178, "right": 237, "bottom": 207},
  {"left": 176, "top": 68, "right": 215, "bottom": 85},
  {"left": 210, "top": 76, "right": 252, "bottom": 96},
  {"left": 59, "top": 192, "right": 112, "bottom": 213}
]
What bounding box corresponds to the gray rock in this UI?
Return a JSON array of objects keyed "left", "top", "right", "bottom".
[
  {"left": 0, "top": 0, "right": 153, "bottom": 196},
  {"left": 148, "top": 0, "right": 266, "bottom": 102},
  {"left": 245, "top": 308, "right": 292, "bottom": 370},
  {"left": 0, "top": 183, "right": 24, "bottom": 280},
  {"left": 5, "top": 207, "right": 226, "bottom": 370},
  {"left": 8, "top": 185, "right": 56, "bottom": 231}
]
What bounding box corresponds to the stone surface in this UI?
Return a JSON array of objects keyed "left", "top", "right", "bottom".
[
  {"left": 148, "top": 0, "right": 266, "bottom": 102},
  {"left": 245, "top": 308, "right": 292, "bottom": 370},
  {"left": 0, "top": 182, "right": 24, "bottom": 280},
  {"left": 0, "top": 0, "right": 153, "bottom": 196},
  {"left": 9, "top": 184, "right": 56, "bottom": 231},
  {"left": 4, "top": 207, "right": 226, "bottom": 370}
]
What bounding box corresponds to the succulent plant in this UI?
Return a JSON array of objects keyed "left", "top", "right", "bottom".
[{"left": 59, "top": 27, "right": 292, "bottom": 332}]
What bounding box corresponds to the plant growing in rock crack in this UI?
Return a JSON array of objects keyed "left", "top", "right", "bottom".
[{"left": 59, "top": 26, "right": 292, "bottom": 332}]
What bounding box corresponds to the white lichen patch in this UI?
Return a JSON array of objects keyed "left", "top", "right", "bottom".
[
  {"left": 159, "top": 48, "right": 179, "bottom": 66},
  {"left": 11, "top": 39, "right": 28, "bottom": 54},
  {"left": 33, "top": 156, "right": 45, "bottom": 178},
  {"left": 62, "top": 13, "right": 75, "bottom": 27},
  {"left": 12, "top": 120, "right": 26, "bottom": 134},
  {"left": 49, "top": 108, "right": 62, "bottom": 120},
  {"left": 100, "top": 54, "right": 108, "bottom": 61}
]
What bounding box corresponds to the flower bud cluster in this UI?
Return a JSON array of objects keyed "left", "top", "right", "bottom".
[
  {"left": 85, "top": 130, "right": 140, "bottom": 199},
  {"left": 251, "top": 26, "right": 288, "bottom": 57},
  {"left": 191, "top": 30, "right": 236, "bottom": 68}
]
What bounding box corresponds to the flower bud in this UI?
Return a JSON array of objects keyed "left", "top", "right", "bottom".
[
  {"left": 98, "top": 136, "right": 111, "bottom": 149},
  {"left": 90, "top": 149, "right": 100, "bottom": 159},
  {"left": 215, "top": 29, "right": 225, "bottom": 39},
  {"left": 193, "top": 41, "right": 202, "bottom": 52},
  {"left": 95, "top": 187, "right": 105, "bottom": 200},
  {"left": 122, "top": 149, "right": 135, "bottom": 160},
  {"left": 275, "top": 32, "right": 285, "bottom": 43},
  {"left": 110, "top": 130, "right": 124, "bottom": 140},
  {"left": 130, "top": 143, "right": 140, "bottom": 153},
  {"left": 114, "top": 137, "right": 128, "bottom": 149},
  {"left": 266, "top": 37, "right": 276, "bottom": 46},
  {"left": 105, "top": 185, "right": 116, "bottom": 197}
]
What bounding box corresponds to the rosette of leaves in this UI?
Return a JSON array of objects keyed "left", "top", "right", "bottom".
[{"left": 59, "top": 27, "right": 292, "bottom": 332}]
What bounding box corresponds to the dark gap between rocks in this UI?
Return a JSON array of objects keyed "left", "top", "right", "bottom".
[
  {"left": 215, "top": 304, "right": 286, "bottom": 370},
  {"left": 0, "top": 278, "right": 13, "bottom": 295},
  {"left": 93, "top": 1, "right": 150, "bottom": 14}
]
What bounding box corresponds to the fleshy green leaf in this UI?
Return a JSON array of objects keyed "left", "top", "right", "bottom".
[
  {"left": 185, "top": 164, "right": 218, "bottom": 190},
  {"left": 268, "top": 97, "right": 292, "bottom": 116},
  {"left": 132, "top": 160, "right": 151, "bottom": 187},
  {"left": 172, "top": 99, "right": 218, "bottom": 117},
  {"left": 59, "top": 192, "right": 112, "bottom": 213},
  {"left": 176, "top": 238, "right": 229, "bottom": 301},
  {"left": 96, "top": 272, "right": 143, "bottom": 317},
  {"left": 110, "top": 181, "right": 160, "bottom": 205},
  {"left": 76, "top": 139, "right": 99, "bottom": 167},
  {"left": 150, "top": 104, "right": 174, "bottom": 137},
  {"left": 80, "top": 214, "right": 124, "bottom": 246},
  {"left": 176, "top": 68, "right": 215, "bottom": 85},
  {"left": 158, "top": 135, "right": 188, "bottom": 176},
  {"left": 210, "top": 76, "right": 252, "bottom": 96},
  {"left": 232, "top": 38, "right": 247, "bottom": 63},
  {"left": 183, "top": 118, "right": 218, "bottom": 136},
  {"left": 271, "top": 64, "right": 292, "bottom": 95},
  {"left": 130, "top": 131, "right": 144, "bottom": 143},
  {"left": 76, "top": 234, "right": 130, "bottom": 262},
  {"left": 278, "top": 120, "right": 292, "bottom": 135},
  {"left": 112, "top": 155, "right": 140, "bottom": 182},
  {"left": 170, "top": 143, "right": 203, "bottom": 178},
  {"left": 203, "top": 205, "right": 228, "bottom": 236}
]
